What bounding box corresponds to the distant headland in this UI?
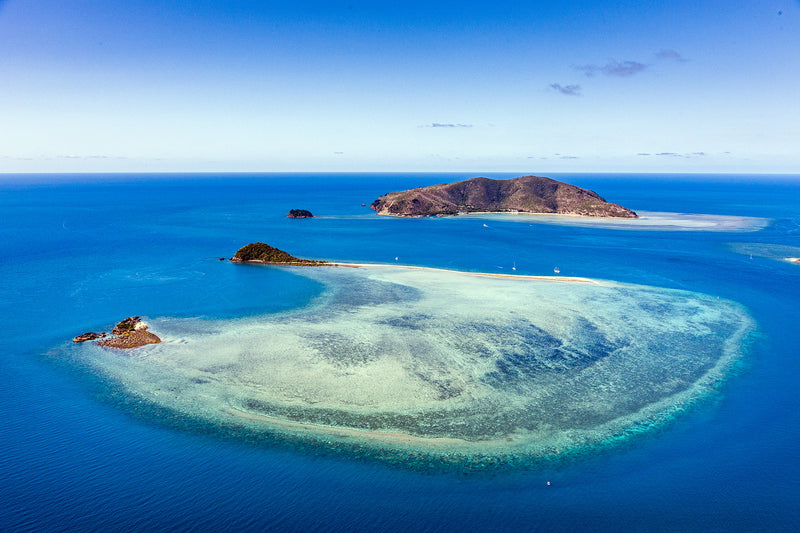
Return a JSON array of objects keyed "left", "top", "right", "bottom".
[{"left": 370, "top": 175, "right": 637, "bottom": 218}]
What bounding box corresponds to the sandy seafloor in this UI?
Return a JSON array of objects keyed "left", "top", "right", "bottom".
[{"left": 1, "top": 173, "right": 799, "bottom": 531}]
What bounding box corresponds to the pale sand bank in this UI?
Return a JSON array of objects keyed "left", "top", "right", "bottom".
[
  {"left": 460, "top": 211, "right": 770, "bottom": 232},
  {"left": 324, "top": 262, "right": 596, "bottom": 283}
]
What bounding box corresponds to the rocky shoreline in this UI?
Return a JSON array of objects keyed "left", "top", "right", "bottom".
[{"left": 73, "top": 316, "right": 161, "bottom": 349}]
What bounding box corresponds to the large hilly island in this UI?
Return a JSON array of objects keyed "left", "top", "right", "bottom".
[{"left": 371, "top": 175, "right": 637, "bottom": 218}]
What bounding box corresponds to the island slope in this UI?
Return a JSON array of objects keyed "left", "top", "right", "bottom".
[
  {"left": 231, "top": 242, "right": 328, "bottom": 265},
  {"left": 371, "top": 175, "right": 637, "bottom": 218},
  {"left": 287, "top": 209, "right": 314, "bottom": 218}
]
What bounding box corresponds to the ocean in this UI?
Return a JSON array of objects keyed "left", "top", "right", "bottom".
[{"left": 1, "top": 172, "right": 798, "bottom": 531}]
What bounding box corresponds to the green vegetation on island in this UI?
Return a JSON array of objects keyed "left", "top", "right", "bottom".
[
  {"left": 112, "top": 316, "right": 140, "bottom": 334},
  {"left": 232, "top": 242, "right": 328, "bottom": 265}
]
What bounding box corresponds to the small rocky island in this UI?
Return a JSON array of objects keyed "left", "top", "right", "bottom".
[
  {"left": 371, "top": 175, "right": 637, "bottom": 218},
  {"left": 231, "top": 242, "right": 328, "bottom": 265},
  {"left": 287, "top": 209, "right": 314, "bottom": 218},
  {"left": 73, "top": 316, "right": 161, "bottom": 349}
]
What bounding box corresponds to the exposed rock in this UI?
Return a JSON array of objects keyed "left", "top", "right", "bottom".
[
  {"left": 112, "top": 316, "right": 141, "bottom": 335},
  {"left": 287, "top": 209, "right": 314, "bottom": 218},
  {"left": 73, "top": 332, "right": 106, "bottom": 343},
  {"left": 232, "top": 242, "right": 328, "bottom": 266},
  {"left": 97, "top": 328, "right": 161, "bottom": 349},
  {"left": 370, "top": 175, "right": 637, "bottom": 218},
  {"left": 72, "top": 316, "right": 161, "bottom": 349},
  {"left": 99, "top": 317, "right": 161, "bottom": 348}
]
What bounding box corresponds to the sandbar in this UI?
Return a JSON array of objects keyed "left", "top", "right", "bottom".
[
  {"left": 284, "top": 261, "right": 596, "bottom": 284},
  {"left": 460, "top": 211, "right": 770, "bottom": 232}
]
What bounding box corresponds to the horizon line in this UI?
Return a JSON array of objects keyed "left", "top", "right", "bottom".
[{"left": 1, "top": 170, "right": 799, "bottom": 176}]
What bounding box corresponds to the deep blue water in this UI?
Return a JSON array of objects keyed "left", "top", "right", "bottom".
[{"left": 1, "top": 173, "right": 799, "bottom": 531}]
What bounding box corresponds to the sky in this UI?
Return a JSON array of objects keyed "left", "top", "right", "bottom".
[{"left": 1, "top": 0, "right": 798, "bottom": 173}]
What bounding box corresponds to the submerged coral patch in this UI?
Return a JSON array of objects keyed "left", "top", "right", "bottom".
[{"left": 68, "top": 265, "right": 753, "bottom": 463}]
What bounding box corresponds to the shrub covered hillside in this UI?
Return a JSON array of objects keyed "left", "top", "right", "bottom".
[{"left": 232, "top": 242, "right": 328, "bottom": 265}]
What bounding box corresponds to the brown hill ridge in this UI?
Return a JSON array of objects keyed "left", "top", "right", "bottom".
[{"left": 370, "top": 175, "right": 638, "bottom": 218}]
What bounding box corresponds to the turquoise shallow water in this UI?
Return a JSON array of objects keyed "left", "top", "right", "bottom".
[
  {"left": 1, "top": 173, "right": 799, "bottom": 530},
  {"left": 61, "top": 265, "right": 753, "bottom": 465}
]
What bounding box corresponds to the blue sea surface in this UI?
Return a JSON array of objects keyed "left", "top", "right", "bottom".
[{"left": 1, "top": 173, "right": 799, "bottom": 531}]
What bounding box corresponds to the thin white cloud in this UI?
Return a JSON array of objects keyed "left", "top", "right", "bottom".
[
  {"left": 426, "top": 123, "right": 474, "bottom": 128},
  {"left": 53, "top": 154, "right": 128, "bottom": 160},
  {"left": 638, "top": 152, "right": 707, "bottom": 158}
]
